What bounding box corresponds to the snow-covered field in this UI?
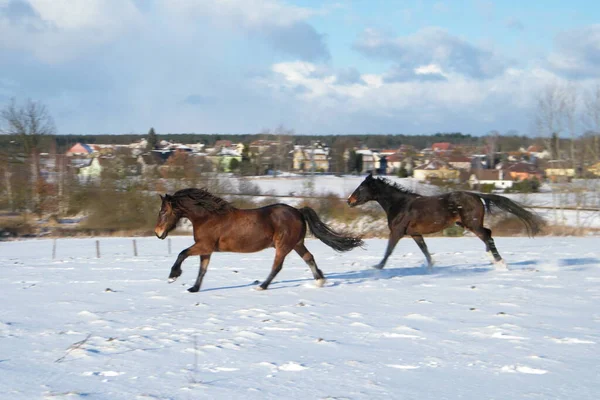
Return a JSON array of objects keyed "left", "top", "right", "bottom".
[{"left": 1, "top": 236, "right": 599, "bottom": 399}]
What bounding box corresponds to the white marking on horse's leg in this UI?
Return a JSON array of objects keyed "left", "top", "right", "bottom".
[
  {"left": 493, "top": 259, "right": 508, "bottom": 271},
  {"left": 168, "top": 277, "right": 177, "bottom": 283},
  {"left": 315, "top": 278, "right": 326, "bottom": 287}
]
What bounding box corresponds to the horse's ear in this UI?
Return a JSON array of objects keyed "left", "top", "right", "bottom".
[
  {"left": 366, "top": 173, "right": 373, "bottom": 180},
  {"left": 159, "top": 194, "right": 164, "bottom": 201},
  {"left": 164, "top": 194, "right": 172, "bottom": 200}
]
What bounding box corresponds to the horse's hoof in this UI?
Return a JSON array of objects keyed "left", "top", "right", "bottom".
[
  {"left": 372, "top": 264, "right": 384, "bottom": 270},
  {"left": 493, "top": 259, "right": 508, "bottom": 271},
  {"left": 315, "top": 278, "right": 326, "bottom": 287},
  {"left": 187, "top": 286, "right": 199, "bottom": 293},
  {"left": 168, "top": 277, "right": 177, "bottom": 283},
  {"left": 255, "top": 285, "right": 267, "bottom": 291}
]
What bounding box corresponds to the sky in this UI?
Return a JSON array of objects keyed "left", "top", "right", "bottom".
[{"left": 1, "top": 0, "right": 600, "bottom": 136}]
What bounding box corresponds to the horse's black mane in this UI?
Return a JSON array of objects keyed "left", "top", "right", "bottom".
[
  {"left": 370, "top": 177, "right": 419, "bottom": 196},
  {"left": 170, "top": 188, "right": 234, "bottom": 214}
]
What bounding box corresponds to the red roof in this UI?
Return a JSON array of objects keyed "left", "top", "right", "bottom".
[
  {"left": 527, "top": 145, "right": 544, "bottom": 153},
  {"left": 386, "top": 153, "right": 402, "bottom": 162},
  {"left": 432, "top": 142, "right": 452, "bottom": 151}
]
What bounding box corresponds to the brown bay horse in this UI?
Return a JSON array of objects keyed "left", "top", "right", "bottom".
[
  {"left": 347, "top": 175, "right": 543, "bottom": 270},
  {"left": 154, "top": 188, "right": 363, "bottom": 292}
]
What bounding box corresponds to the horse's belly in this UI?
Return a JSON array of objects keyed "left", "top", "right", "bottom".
[
  {"left": 217, "top": 236, "right": 273, "bottom": 253},
  {"left": 407, "top": 214, "right": 453, "bottom": 234}
]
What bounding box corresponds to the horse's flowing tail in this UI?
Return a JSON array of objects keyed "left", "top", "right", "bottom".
[
  {"left": 474, "top": 193, "right": 544, "bottom": 236},
  {"left": 299, "top": 207, "right": 363, "bottom": 252}
]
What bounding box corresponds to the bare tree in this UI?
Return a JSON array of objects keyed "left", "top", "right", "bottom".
[
  {"left": 563, "top": 83, "right": 579, "bottom": 172},
  {"left": 0, "top": 98, "right": 55, "bottom": 153},
  {"left": 535, "top": 83, "right": 566, "bottom": 159},
  {"left": 0, "top": 98, "right": 56, "bottom": 213},
  {"left": 274, "top": 125, "right": 294, "bottom": 174},
  {"left": 582, "top": 83, "right": 600, "bottom": 162},
  {"left": 486, "top": 130, "right": 500, "bottom": 169}
]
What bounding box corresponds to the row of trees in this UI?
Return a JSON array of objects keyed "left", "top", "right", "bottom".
[{"left": 535, "top": 83, "right": 600, "bottom": 164}]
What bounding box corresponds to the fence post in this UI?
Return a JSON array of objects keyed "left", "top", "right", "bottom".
[
  {"left": 96, "top": 240, "right": 100, "bottom": 258},
  {"left": 133, "top": 239, "right": 138, "bottom": 257}
]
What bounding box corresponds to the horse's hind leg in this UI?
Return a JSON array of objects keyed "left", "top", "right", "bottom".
[
  {"left": 471, "top": 226, "right": 504, "bottom": 264},
  {"left": 412, "top": 235, "right": 433, "bottom": 270},
  {"left": 258, "top": 247, "right": 291, "bottom": 290},
  {"left": 294, "top": 243, "right": 326, "bottom": 287},
  {"left": 188, "top": 254, "right": 211, "bottom": 293}
]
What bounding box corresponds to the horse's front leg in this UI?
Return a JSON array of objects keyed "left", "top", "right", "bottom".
[
  {"left": 168, "top": 243, "right": 208, "bottom": 283},
  {"left": 188, "top": 254, "right": 211, "bottom": 293},
  {"left": 374, "top": 229, "right": 403, "bottom": 269},
  {"left": 374, "top": 217, "right": 408, "bottom": 269},
  {"left": 168, "top": 249, "right": 189, "bottom": 282}
]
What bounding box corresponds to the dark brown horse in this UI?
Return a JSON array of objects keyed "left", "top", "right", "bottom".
[
  {"left": 154, "top": 188, "right": 363, "bottom": 292},
  {"left": 347, "top": 175, "right": 543, "bottom": 270}
]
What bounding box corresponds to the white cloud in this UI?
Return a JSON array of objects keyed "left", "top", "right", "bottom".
[
  {"left": 160, "top": 0, "right": 330, "bottom": 60},
  {"left": 547, "top": 25, "right": 600, "bottom": 79},
  {"left": 0, "top": 0, "right": 329, "bottom": 63},
  {"left": 353, "top": 27, "right": 508, "bottom": 79},
  {"left": 260, "top": 60, "right": 576, "bottom": 133},
  {"left": 0, "top": 0, "right": 143, "bottom": 63}
]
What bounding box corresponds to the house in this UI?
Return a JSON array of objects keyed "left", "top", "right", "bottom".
[
  {"left": 469, "top": 169, "right": 514, "bottom": 190},
  {"left": 206, "top": 147, "right": 242, "bottom": 172},
  {"left": 354, "top": 149, "right": 376, "bottom": 173},
  {"left": 587, "top": 161, "right": 600, "bottom": 176},
  {"left": 385, "top": 153, "right": 402, "bottom": 174},
  {"left": 504, "top": 162, "right": 543, "bottom": 181},
  {"left": 522, "top": 145, "right": 551, "bottom": 160},
  {"left": 77, "top": 157, "right": 103, "bottom": 180},
  {"left": 385, "top": 154, "right": 414, "bottom": 175},
  {"left": 445, "top": 155, "right": 472, "bottom": 171},
  {"left": 413, "top": 159, "right": 459, "bottom": 181},
  {"left": 292, "top": 144, "right": 330, "bottom": 172},
  {"left": 66, "top": 142, "right": 97, "bottom": 157},
  {"left": 398, "top": 144, "right": 416, "bottom": 155},
  {"left": 545, "top": 160, "right": 575, "bottom": 181},
  {"left": 431, "top": 142, "right": 453, "bottom": 153}
]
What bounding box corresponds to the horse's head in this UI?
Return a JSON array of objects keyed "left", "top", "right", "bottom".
[
  {"left": 154, "top": 194, "right": 180, "bottom": 239},
  {"left": 347, "top": 174, "right": 376, "bottom": 207}
]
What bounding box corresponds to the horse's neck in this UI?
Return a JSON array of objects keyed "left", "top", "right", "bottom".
[
  {"left": 374, "top": 186, "right": 415, "bottom": 214},
  {"left": 181, "top": 206, "right": 234, "bottom": 222}
]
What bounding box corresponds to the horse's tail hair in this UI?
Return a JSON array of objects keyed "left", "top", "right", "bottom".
[
  {"left": 299, "top": 207, "right": 364, "bottom": 252},
  {"left": 474, "top": 193, "right": 544, "bottom": 237}
]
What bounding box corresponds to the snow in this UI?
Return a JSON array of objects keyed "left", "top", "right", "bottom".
[{"left": 1, "top": 236, "right": 599, "bottom": 399}]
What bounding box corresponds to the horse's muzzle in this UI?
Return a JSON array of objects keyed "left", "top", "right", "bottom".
[
  {"left": 154, "top": 228, "right": 167, "bottom": 240},
  {"left": 347, "top": 196, "right": 357, "bottom": 207}
]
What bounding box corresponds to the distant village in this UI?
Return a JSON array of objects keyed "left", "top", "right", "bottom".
[{"left": 54, "top": 137, "right": 600, "bottom": 191}]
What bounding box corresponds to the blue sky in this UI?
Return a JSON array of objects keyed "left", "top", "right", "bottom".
[{"left": 1, "top": 0, "right": 599, "bottom": 136}]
